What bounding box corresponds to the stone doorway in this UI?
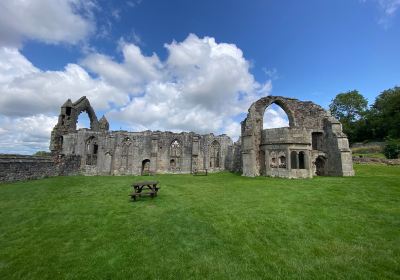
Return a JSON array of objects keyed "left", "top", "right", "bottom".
[
  {"left": 315, "top": 156, "right": 326, "bottom": 176},
  {"left": 141, "top": 159, "right": 150, "bottom": 175}
]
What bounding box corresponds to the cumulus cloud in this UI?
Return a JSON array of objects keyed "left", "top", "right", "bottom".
[
  {"left": 82, "top": 42, "right": 162, "bottom": 95},
  {"left": 0, "top": 115, "right": 58, "bottom": 154},
  {"left": 0, "top": 34, "right": 272, "bottom": 153},
  {"left": 107, "top": 34, "right": 271, "bottom": 133},
  {"left": 0, "top": 0, "right": 95, "bottom": 47},
  {"left": 0, "top": 47, "right": 129, "bottom": 117}
]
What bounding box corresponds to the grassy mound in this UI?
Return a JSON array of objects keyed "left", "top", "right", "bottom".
[{"left": 1, "top": 165, "right": 399, "bottom": 279}]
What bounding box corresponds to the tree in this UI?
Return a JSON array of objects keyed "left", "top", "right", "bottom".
[
  {"left": 329, "top": 90, "right": 368, "bottom": 122},
  {"left": 368, "top": 87, "right": 400, "bottom": 139},
  {"left": 329, "top": 90, "right": 368, "bottom": 143}
]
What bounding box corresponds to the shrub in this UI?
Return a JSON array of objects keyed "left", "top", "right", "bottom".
[{"left": 383, "top": 138, "right": 400, "bottom": 159}]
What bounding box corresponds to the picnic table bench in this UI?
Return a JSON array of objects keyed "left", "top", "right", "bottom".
[{"left": 129, "top": 180, "right": 160, "bottom": 201}]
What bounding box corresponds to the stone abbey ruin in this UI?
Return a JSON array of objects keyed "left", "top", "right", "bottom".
[{"left": 48, "top": 95, "right": 354, "bottom": 178}]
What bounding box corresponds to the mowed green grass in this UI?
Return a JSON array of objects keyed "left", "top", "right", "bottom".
[{"left": 0, "top": 165, "right": 399, "bottom": 280}]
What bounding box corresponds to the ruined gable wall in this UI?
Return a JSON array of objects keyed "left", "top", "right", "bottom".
[{"left": 241, "top": 96, "right": 354, "bottom": 177}]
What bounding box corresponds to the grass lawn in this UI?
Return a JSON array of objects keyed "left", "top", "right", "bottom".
[{"left": 0, "top": 165, "right": 399, "bottom": 279}]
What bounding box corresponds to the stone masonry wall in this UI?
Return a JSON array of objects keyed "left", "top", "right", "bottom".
[{"left": 0, "top": 155, "right": 81, "bottom": 183}]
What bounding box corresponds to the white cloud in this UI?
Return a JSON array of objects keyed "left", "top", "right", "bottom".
[
  {"left": 263, "top": 104, "right": 289, "bottom": 129},
  {"left": 377, "top": 0, "right": 400, "bottom": 27},
  {"left": 107, "top": 34, "right": 270, "bottom": 134},
  {"left": 0, "top": 34, "right": 271, "bottom": 153},
  {"left": 222, "top": 121, "right": 242, "bottom": 141},
  {"left": 379, "top": 0, "right": 400, "bottom": 15},
  {"left": 0, "top": 47, "right": 129, "bottom": 117},
  {"left": 0, "top": 115, "right": 58, "bottom": 154},
  {"left": 0, "top": 0, "right": 95, "bottom": 47},
  {"left": 82, "top": 43, "right": 162, "bottom": 95}
]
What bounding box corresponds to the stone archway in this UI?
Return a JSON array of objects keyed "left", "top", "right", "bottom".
[
  {"left": 315, "top": 156, "right": 326, "bottom": 176},
  {"left": 241, "top": 96, "right": 297, "bottom": 177},
  {"left": 72, "top": 97, "right": 100, "bottom": 131},
  {"left": 141, "top": 159, "right": 150, "bottom": 175}
]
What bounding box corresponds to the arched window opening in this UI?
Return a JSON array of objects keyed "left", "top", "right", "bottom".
[
  {"left": 315, "top": 156, "right": 326, "bottom": 176},
  {"left": 263, "top": 103, "right": 290, "bottom": 129},
  {"left": 290, "top": 151, "right": 297, "bottom": 169},
  {"left": 279, "top": 156, "right": 286, "bottom": 168},
  {"left": 209, "top": 140, "right": 221, "bottom": 168},
  {"left": 170, "top": 139, "right": 181, "bottom": 171},
  {"left": 85, "top": 136, "right": 98, "bottom": 165},
  {"left": 299, "top": 152, "right": 305, "bottom": 169},
  {"left": 77, "top": 111, "right": 91, "bottom": 129},
  {"left": 312, "top": 132, "right": 323, "bottom": 150},
  {"left": 121, "top": 137, "right": 131, "bottom": 169},
  {"left": 66, "top": 107, "right": 72, "bottom": 116},
  {"left": 270, "top": 157, "right": 277, "bottom": 168},
  {"left": 170, "top": 140, "right": 181, "bottom": 157}
]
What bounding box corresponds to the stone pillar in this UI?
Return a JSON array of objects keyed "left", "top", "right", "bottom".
[{"left": 151, "top": 136, "right": 158, "bottom": 173}]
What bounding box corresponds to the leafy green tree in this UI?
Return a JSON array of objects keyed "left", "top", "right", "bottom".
[
  {"left": 329, "top": 90, "right": 368, "bottom": 143},
  {"left": 369, "top": 87, "right": 400, "bottom": 139}
]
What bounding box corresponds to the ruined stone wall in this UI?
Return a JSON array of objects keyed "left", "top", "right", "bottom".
[
  {"left": 0, "top": 155, "right": 81, "bottom": 183},
  {"left": 61, "top": 129, "right": 234, "bottom": 176},
  {"left": 51, "top": 97, "right": 236, "bottom": 176},
  {"left": 241, "top": 96, "right": 354, "bottom": 178}
]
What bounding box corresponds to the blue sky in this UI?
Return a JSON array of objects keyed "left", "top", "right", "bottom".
[{"left": 0, "top": 0, "right": 399, "bottom": 154}]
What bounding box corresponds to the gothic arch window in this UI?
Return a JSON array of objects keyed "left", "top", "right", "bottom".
[
  {"left": 170, "top": 139, "right": 182, "bottom": 171},
  {"left": 85, "top": 136, "right": 98, "bottom": 166},
  {"left": 279, "top": 155, "right": 286, "bottom": 168},
  {"left": 263, "top": 102, "right": 290, "bottom": 129},
  {"left": 209, "top": 140, "right": 221, "bottom": 168},
  {"left": 291, "top": 151, "right": 297, "bottom": 169},
  {"left": 77, "top": 111, "right": 91, "bottom": 129},
  {"left": 170, "top": 140, "right": 181, "bottom": 157},
  {"left": 121, "top": 137, "right": 132, "bottom": 169},
  {"left": 299, "top": 151, "right": 306, "bottom": 169},
  {"left": 269, "top": 151, "right": 277, "bottom": 168}
]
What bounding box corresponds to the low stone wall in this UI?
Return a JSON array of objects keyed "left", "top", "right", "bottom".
[
  {"left": 352, "top": 156, "right": 400, "bottom": 165},
  {"left": 0, "top": 155, "right": 81, "bottom": 183}
]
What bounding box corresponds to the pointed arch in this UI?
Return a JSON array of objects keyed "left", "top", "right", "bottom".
[
  {"left": 209, "top": 140, "right": 221, "bottom": 168},
  {"left": 141, "top": 159, "right": 151, "bottom": 175},
  {"left": 170, "top": 139, "right": 182, "bottom": 171},
  {"left": 120, "top": 137, "right": 132, "bottom": 170},
  {"left": 263, "top": 102, "right": 290, "bottom": 129},
  {"left": 170, "top": 139, "right": 182, "bottom": 157},
  {"left": 290, "top": 151, "right": 298, "bottom": 169},
  {"left": 85, "top": 136, "right": 98, "bottom": 165},
  {"left": 73, "top": 97, "right": 99, "bottom": 131}
]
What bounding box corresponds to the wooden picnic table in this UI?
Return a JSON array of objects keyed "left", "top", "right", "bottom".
[{"left": 129, "top": 180, "right": 160, "bottom": 201}]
